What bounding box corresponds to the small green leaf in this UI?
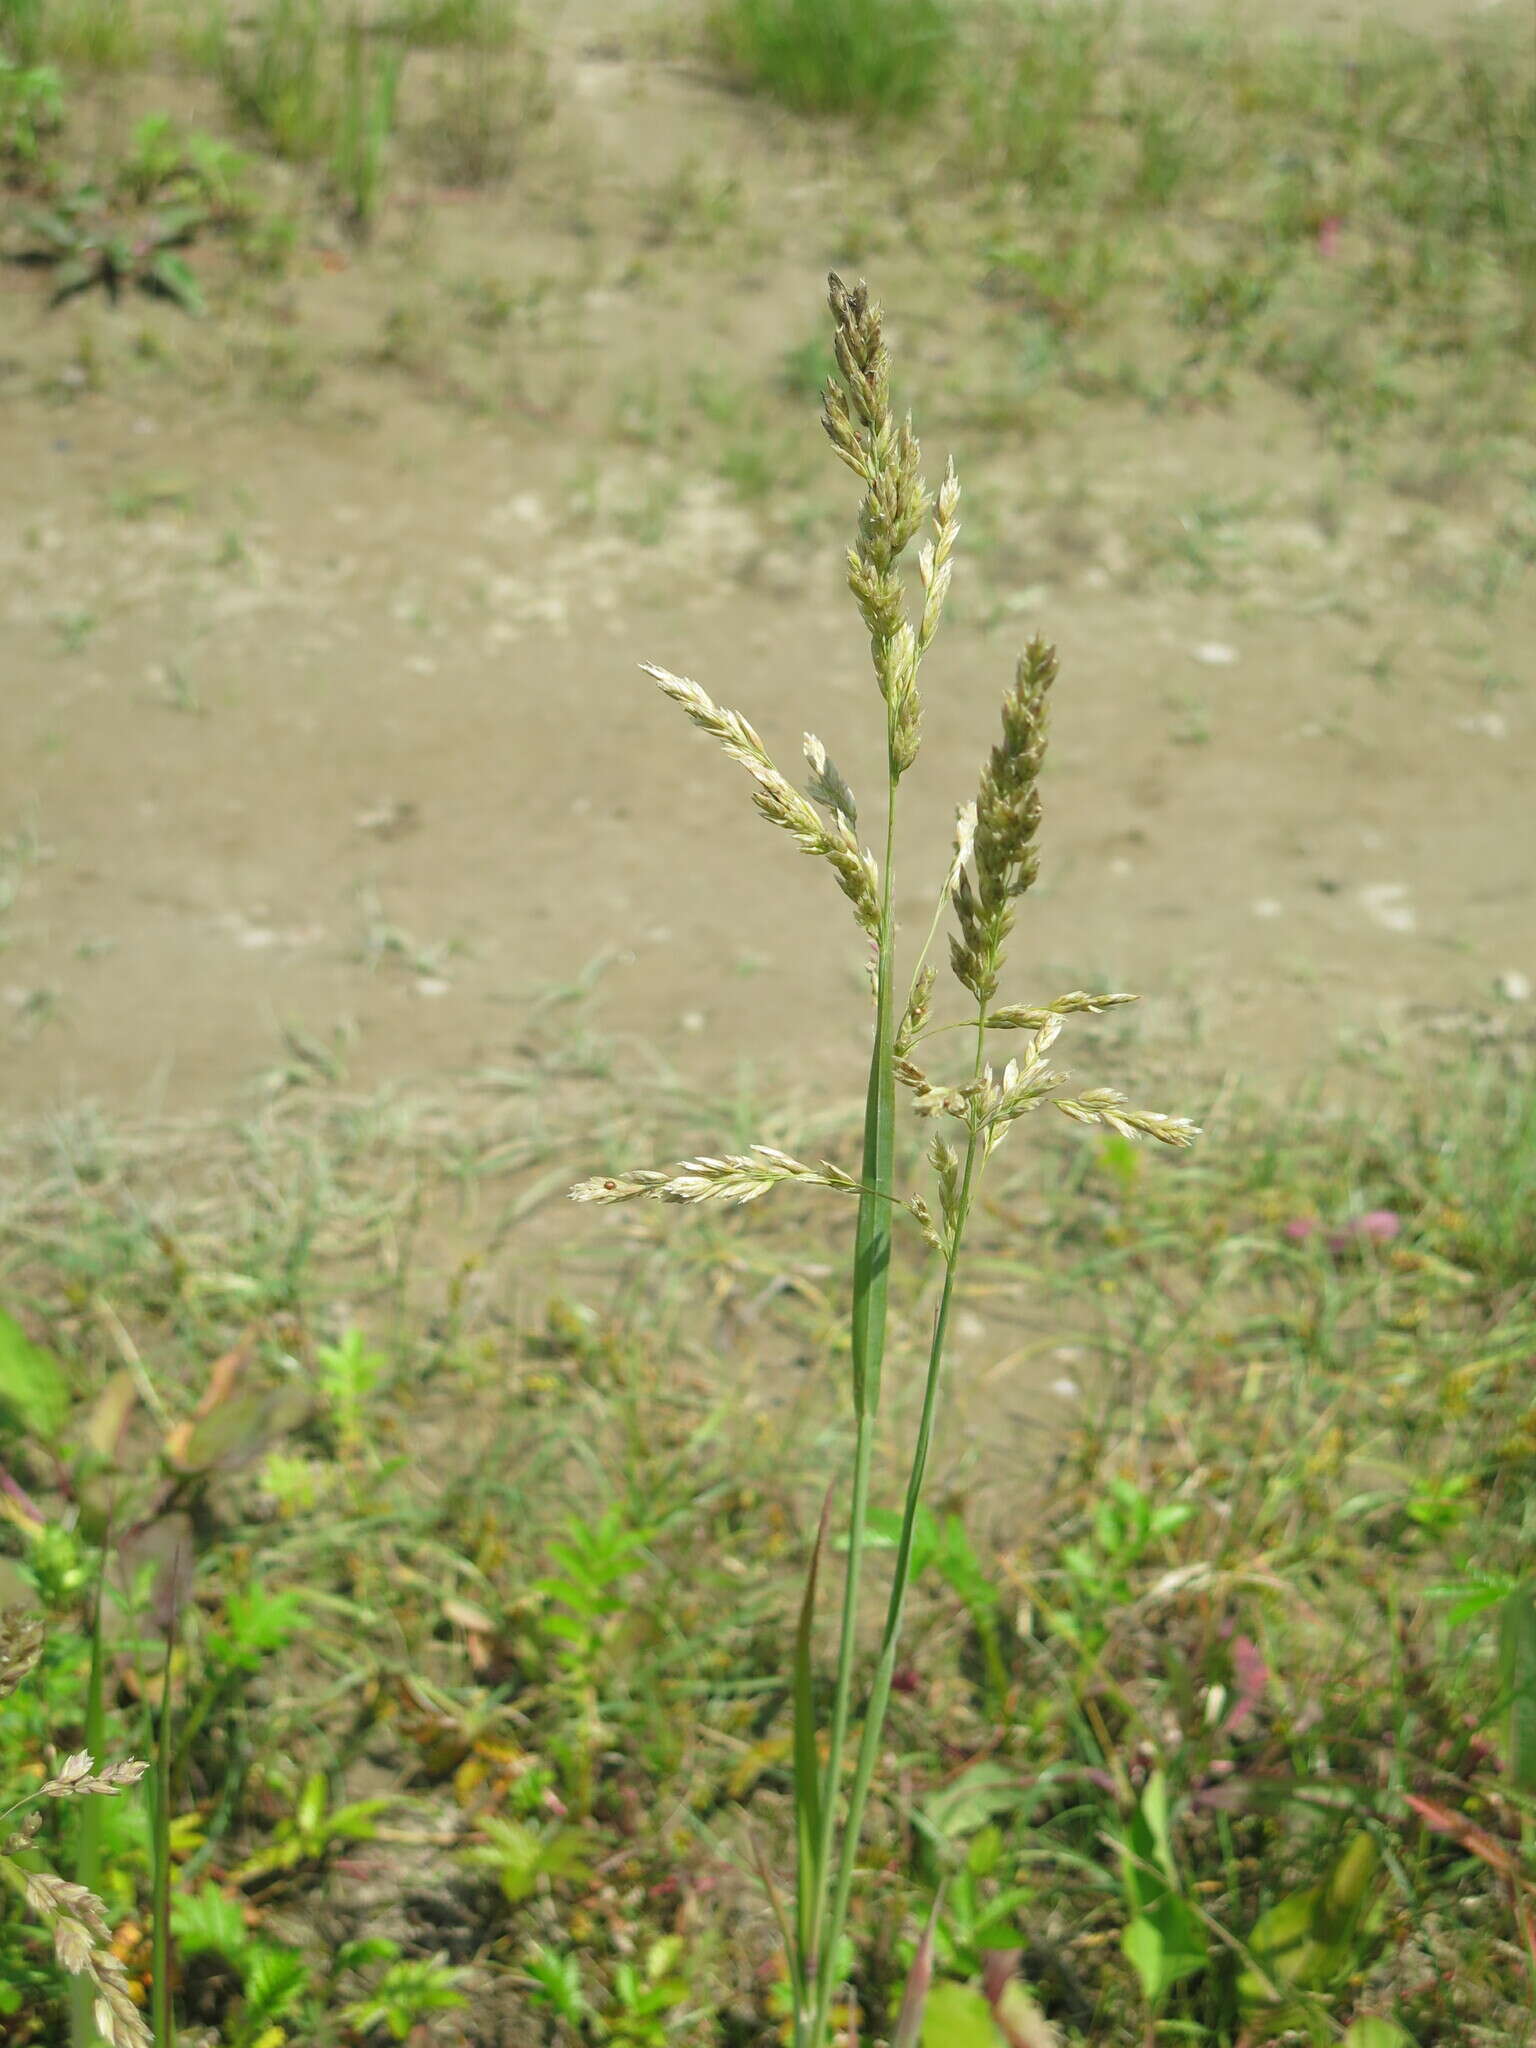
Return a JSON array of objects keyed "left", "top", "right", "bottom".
[
  {"left": 1239, "top": 1832, "right": 1381, "bottom": 2006},
  {"left": 1121, "top": 1914, "right": 1167, "bottom": 2005},
  {"left": 848, "top": 1504, "right": 940, "bottom": 1580},
  {"left": 1121, "top": 1897, "right": 1206, "bottom": 2004},
  {"left": 147, "top": 249, "right": 204, "bottom": 315},
  {"left": 935, "top": 1514, "right": 999, "bottom": 1616},
  {"left": 172, "top": 1882, "right": 249, "bottom": 1962},
  {"left": 296, "top": 1770, "right": 328, "bottom": 1838},
  {"left": 919, "top": 1760, "right": 1029, "bottom": 1845},
  {"left": 1342, "top": 2019, "right": 1414, "bottom": 2048},
  {"left": 172, "top": 1383, "right": 310, "bottom": 1473},
  {"left": 921, "top": 1979, "right": 1006, "bottom": 2047},
  {"left": 0, "top": 1309, "right": 70, "bottom": 1444},
  {"left": 1116, "top": 1774, "right": 1208, "bottom": 2005}
]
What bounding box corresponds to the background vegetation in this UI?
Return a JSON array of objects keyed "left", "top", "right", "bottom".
[{"left": 2, "top": 0, "right": 1534, "bottom": 2043}]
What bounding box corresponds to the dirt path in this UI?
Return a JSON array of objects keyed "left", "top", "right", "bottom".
[{"left": 2, "top": 0, "right": 1532, "bottom": 1124}]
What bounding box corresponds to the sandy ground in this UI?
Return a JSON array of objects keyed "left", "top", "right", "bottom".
[{"left": 2, "top": 0, "right": 1533, "bottom": 1128}]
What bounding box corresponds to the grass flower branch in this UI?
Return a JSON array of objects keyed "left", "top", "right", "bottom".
[
  {"left": 572, "top": 271, "right": 1196, "bottom": 2048},
  {"left": 1, "top": 1613, "right": 151, "bottom": 2048}
]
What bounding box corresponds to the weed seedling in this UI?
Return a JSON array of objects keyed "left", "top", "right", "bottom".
[{"left": 16, "top": 186, "right": 207, "bottom": 313}]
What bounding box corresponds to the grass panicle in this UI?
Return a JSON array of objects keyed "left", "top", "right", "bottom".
[{"left": 0, "top": 1621, "right": 151, "bottom": 2048}]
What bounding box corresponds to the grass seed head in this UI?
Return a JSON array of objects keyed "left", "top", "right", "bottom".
[
  {"left": 950, "top": 635, "right": 1057, "bottom": 1003},
  {"left": 571, "top": 1146, "right": 862, "bottom": 1207},
  {"left": 824, "top": 273, "right": 933, "bottom": 777},
  {"left": 0, "top": 1609, "right": 44, "bottom": 1698},
  {"left": 643, "top": 663, "right": 880, "bottom": 934},
  {"left": 804, "top": 732, "right": 859, "bottom": 828}
]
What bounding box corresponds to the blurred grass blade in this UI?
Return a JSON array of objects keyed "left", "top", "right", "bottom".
[
  {"left": 0, "top": 1307, "right": 70, "bottom": 1445},
  {"left": 794, "top": 1484, "right": 834, "bottom": 1976},
  {"left": 891, "top": 1883, "right": 943, "bottom": 2048},
  {"left": 1500, "top": 1580, "right": 1536, "bottom": 1800}
]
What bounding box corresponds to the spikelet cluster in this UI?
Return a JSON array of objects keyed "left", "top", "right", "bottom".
[
  {"left": 821, "top": 274, "right": 958, "bottom": 780},
  {"left": 643, "top": 664, "right": 880, "bottom": 935},
  {"left": 573, "top": 273, "right": 1198, "bottom": 1243},
  {"left": 0, "top": 1607, "right": 43, "bottom": 1697},
  {"left": 950, "top": 637, "right": 1055, "bottom": 1006},
  {"left": 21, "top": 1867, "right": 152, "bottom": 2048},
  {"left": 572, "top": 1147, "right": 862, "bottom": 1208}
]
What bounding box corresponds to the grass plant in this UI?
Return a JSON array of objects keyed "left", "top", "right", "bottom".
[
  {"left": 412, "top": 37, "right": 549, "bottom": 187},
  {"left": 209, "top": 0, "right": 330, "bottom": 162},
  {"left": 571, "top": 272, "right": 1197, "bottom": 2046},
  {"left": 13, "top": 0, "right": 138, "bottom": 72},
  {"left": 331, "top": 16, "right": 403, "bottom": 240},
  {"left": 393, "top": 0, "right": 522, "bottom": 48}
]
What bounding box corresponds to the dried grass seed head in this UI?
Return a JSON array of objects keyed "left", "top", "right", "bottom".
[{"left": 0, "top": 1608, "right": 43, "bottom": 1698}]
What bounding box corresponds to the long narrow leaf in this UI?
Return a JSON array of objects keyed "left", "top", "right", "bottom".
[
  {"left": 794, "top": 1486, "right": 835, "bottom": 1976},
  {"left": 1500, "top": 1581, "right": 1536, "bottom": 1799}
]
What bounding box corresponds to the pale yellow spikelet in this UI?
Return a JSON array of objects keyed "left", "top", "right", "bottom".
[
  {"left": 1054, "top": 1090, "right": 1201, "bottom": 1147},
  {"left": 21, "top": 1869, "right": 151, "bottom": 2048},
  {"left": 803, "top": 734, "right": 859, "bottom": 829},
  {"left": 986, "top": 991, "right": 1139, "bottom": 1029},
  {"left": 823, "top": 274, "right": 934, "bottom": 781},
  {"left": 895, "top": 966, "right": 937, "bottom": 1058},
  {"left": 42, "top": 1752, "right": 148, "bottom": 1799},
  {"left": 917, "top": 458, "right": 960, "bottom": 656},
  {"left": 643, "top": 663, "right": 880, "bottom": 933},
  {"left": 571, "top": 1146, "right": 863, "bottom": 1208}
]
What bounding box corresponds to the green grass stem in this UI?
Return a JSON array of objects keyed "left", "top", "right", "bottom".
[
  {"left": 149, "top": 1645, "right": 173, "bottom": 2048},
  {"left": 67, "top": 1577, "right": 108, "bottom": 2048}
]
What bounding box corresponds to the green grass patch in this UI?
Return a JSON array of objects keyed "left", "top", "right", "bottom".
[
  {"left": 707, "top": 0, "right": 958, "bottom": 120},
  {"left": 0, "top": 1028, "right": 1533, "bottom": 2041}
]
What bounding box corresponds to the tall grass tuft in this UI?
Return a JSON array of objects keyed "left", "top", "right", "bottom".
[
  {"left": 393, "top": 0, "right": 522, "bottom": 48},
  {"left": 707, "top": 0, "right": 956, "bottom": 120},
  {"left": 572, "top": 273, "right": 1197, "bottom": 2047},
  {"left": 14, "top": 0, "right": 137, "bottom": 71},
  {"left": 0, "top": 0, "right": 44, "bottom": 65},
  {"left": 209, "top": 0, "right": 331, "bottom": 162},
  {"left": 332, "top": 16, "right": 403, "bottom": 239}
]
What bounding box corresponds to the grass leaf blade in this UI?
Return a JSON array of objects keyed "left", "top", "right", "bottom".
[{"left": 794, "top": 1484, "right": 834, "bottom": 1978}]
